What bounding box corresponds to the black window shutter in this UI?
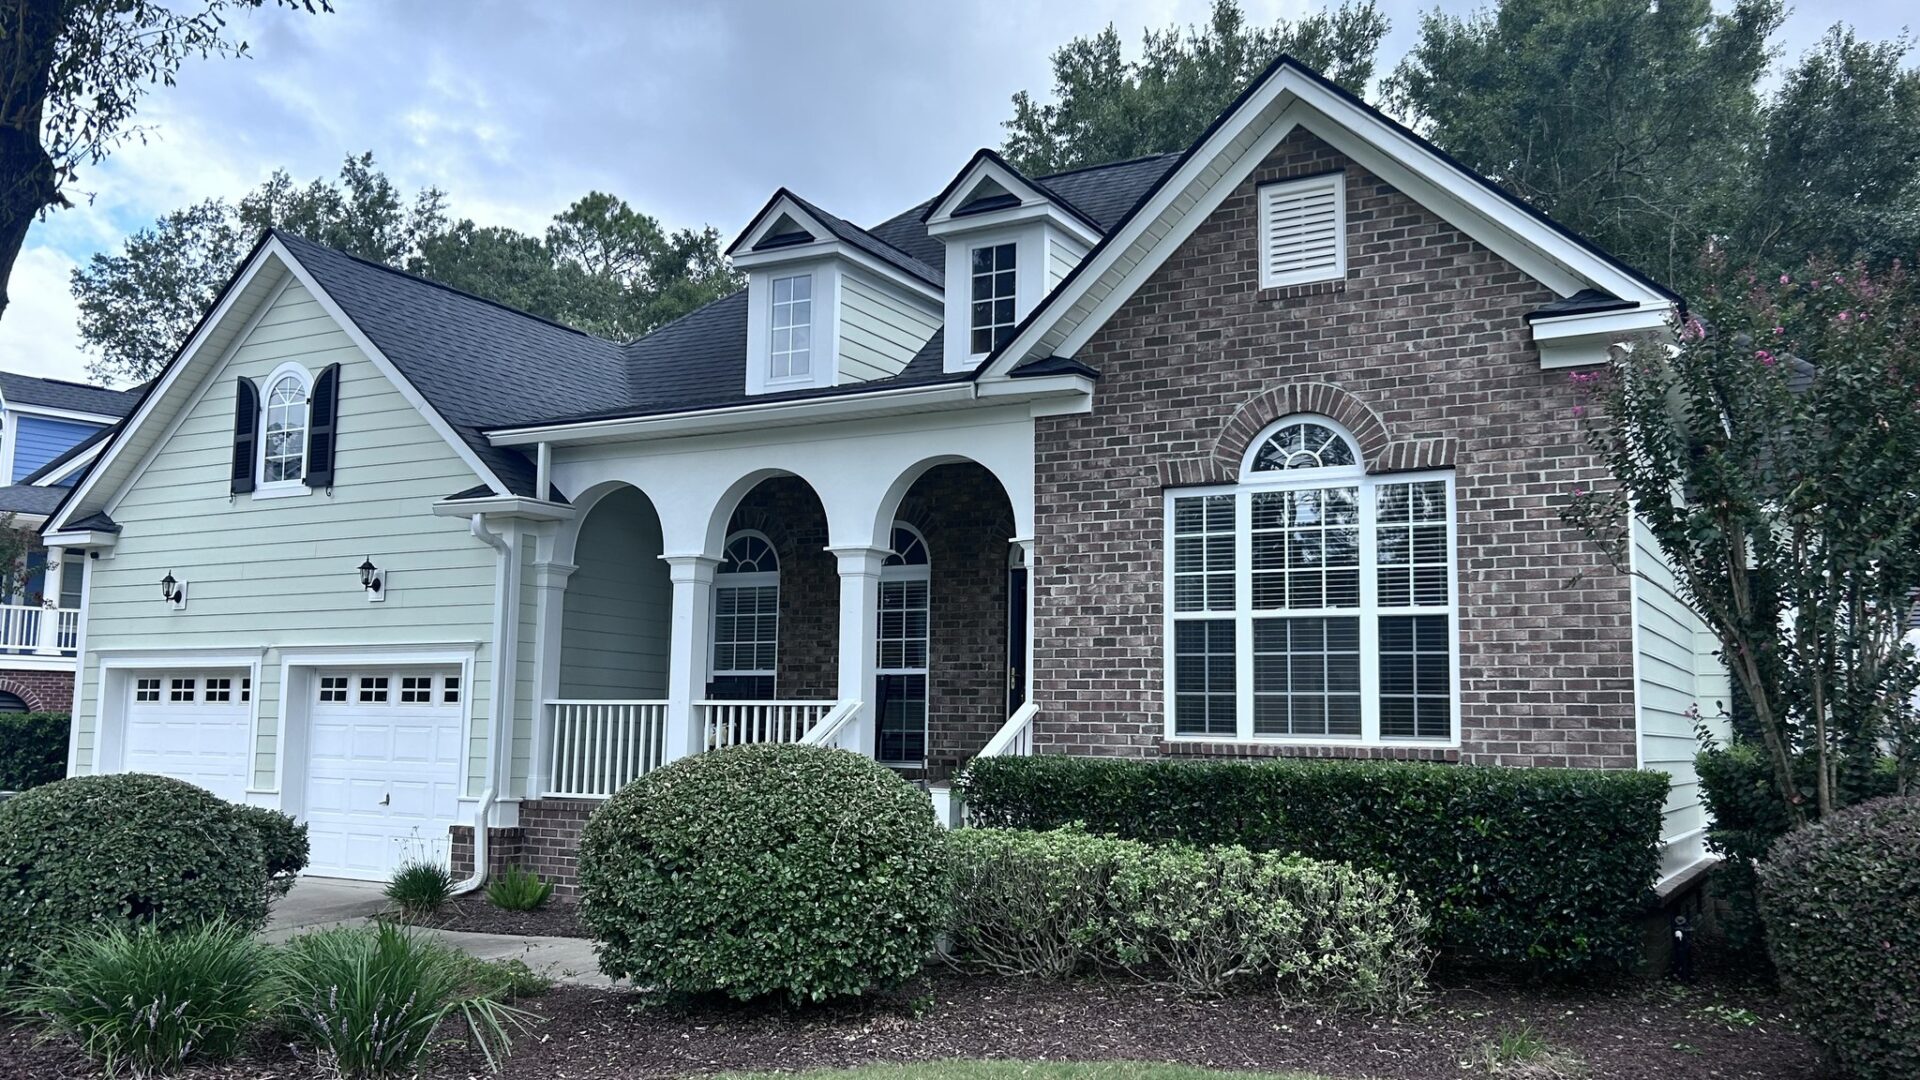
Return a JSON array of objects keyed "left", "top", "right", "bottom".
[
  {"left": 230, "top": 377, "right": 259, "bottom": 495},
  {"left": 305, "top": 363, "right": 341, "bottom": 489}
]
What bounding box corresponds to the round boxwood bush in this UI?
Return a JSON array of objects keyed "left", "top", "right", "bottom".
[
  {"left": 0, "top": 774, "right": 288, "bottom": 976},
  {"left": 577, "top": 744, "right": 947, "bottom": 1002},
  {"left": 1759, "top": 795, "right": 1920, "bottom": 1080}
]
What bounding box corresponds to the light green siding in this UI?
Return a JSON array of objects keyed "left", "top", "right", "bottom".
[
  {"left": 559, "top": 488, "right": 670, "bottom": 699},
  {"left": 837, "top": 271, "right": 939, "bottom": 384},
  {"left": 1046, "top": 233, "right": 1086, "bottom": 293},
  {"left": 74, "top": 280, "right": 501, "bottom": 794},
  {"left": 1633, "top": 516, "right": 1730, "bottom": 876}
]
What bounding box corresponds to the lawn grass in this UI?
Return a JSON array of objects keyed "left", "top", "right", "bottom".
[{"left": 716, "top": 1063, "right": 1338, "bottom": 1080}]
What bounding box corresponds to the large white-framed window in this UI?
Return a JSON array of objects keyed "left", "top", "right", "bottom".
[
  {"left": 1164, "top": 416, "right": 1457, "bottom": 745},
  {"left": 256, "top": 362, "right": 312, "bottom": 498},
  {"left": 968, "top": 242, "right": 1017, "bottom": 355},
  {"left": 712, "top": 530, "right": 779, "bottom": 699},
  {"left": 768, "top": 274, "right": 813, "bottom": 382},
  {"left": 877, "top": 522, "right": 930, "bottom": 766}
]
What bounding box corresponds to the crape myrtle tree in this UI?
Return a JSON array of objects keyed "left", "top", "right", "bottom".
[{"left": 1565, "top": 260, "right": 1920, "bottom": 824}]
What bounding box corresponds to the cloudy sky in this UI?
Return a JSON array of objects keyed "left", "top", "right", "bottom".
[{"left": 0, "top": 0, "right": 1907, "bottom": 386}]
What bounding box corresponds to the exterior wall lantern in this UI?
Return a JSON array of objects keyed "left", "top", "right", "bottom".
[
  {"left": 160, "top": 571, "right": 186, "bottom": 610},
  {"left": 359, "top": 557, "right": 386, "bottom": 603}
]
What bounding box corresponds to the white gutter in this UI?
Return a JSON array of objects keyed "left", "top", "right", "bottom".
[{"left": 450, "top": 787, "right": 496, "bottom": 896}]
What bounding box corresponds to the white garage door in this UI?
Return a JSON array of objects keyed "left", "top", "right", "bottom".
[
  {"left": 123, "top": 671, "right": 253, "bottom": 803},
  {"left": 304, "top": 668, "right": 466, "bottom": 881}
]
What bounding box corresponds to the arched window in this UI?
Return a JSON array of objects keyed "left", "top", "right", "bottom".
[
  {"left": 712, "top": 530, "right": 779, "bottom": 698},
  {"left": 259, "top": 364, "right": 312, "bottom": 489},
  {"left": 877, "top": 522, "right": 929, "bottom": 765},
  {"left": 1167, "top": 415, "right": 1456, "bottom": 746}
]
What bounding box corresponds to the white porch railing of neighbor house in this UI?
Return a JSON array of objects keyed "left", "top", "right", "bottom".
[
  {"left": 701, "top": 700, "right": 837, "bottom": 750},
  {"left": 544, "top": 700, "right": 668, "bottom": 798},
  {"left": 0, "top": 604, "right": 78, "bottom": 656},
  {"left": 978, "top": 701, "right": 1038, "bottom": 759}
]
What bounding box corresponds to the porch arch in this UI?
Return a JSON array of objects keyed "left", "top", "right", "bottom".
[{"left": 557, "top": 483, "right": 671, "bottom": 701}]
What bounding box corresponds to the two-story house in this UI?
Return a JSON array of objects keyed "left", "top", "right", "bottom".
[{"left": 43, "top": 57, "right": 1727, "bottom": 887}]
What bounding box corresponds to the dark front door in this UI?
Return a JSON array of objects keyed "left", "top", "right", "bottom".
[{"left": 1006, "top": 557, "right": 1028, "bottom": 715}]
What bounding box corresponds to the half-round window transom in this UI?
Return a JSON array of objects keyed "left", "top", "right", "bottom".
[
  {"left": 720, "top": 532, "right": 778, "bottom": 575},
  {"left": 1250, "top": 420, "right": 1356, "bottom": 473},
  {"left": 884, "top": 524, "right": 928, "bottom": 567}
]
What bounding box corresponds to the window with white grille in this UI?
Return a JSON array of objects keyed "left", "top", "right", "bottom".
[{"left": 1257, "top": 172, "right": 1346, "bottom": 289}]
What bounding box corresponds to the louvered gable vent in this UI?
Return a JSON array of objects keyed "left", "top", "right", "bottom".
[{"left": 1257, "top": 172, "right": 1346, "bottom": 289}]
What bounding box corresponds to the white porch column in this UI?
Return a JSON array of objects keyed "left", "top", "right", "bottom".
[
  {"left": 33, "top": 546, "right": 65, "bottom": 655},
  {"left": 830, "top": 546, "right": 887, "bottom": 757},
  {"left": 526, "top": 560, "right": 576, "bottom": 798},
  {"left": 662, "top": 554, "right": 719, "bottom": 762}
]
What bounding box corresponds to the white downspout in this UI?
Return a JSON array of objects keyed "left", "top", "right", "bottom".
[{"left": 457, "top": 512, "right": 517, "bottom": 895}]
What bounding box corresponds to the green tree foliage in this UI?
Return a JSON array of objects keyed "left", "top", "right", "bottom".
[
  {"left": 1565, "top": 262, "right": 1920, "bottom": 822},
  {"left": 0, "top": 0, "right": 327, "bottom": 322},
  {"left": 72, "top": 154, "right": 741, "bottom": 383},
  {"left": 1384, "top": 0, "right": 1781, "bottom": 288},
  {"left": 1002, "top": 0, "right": 1388, "bottom": 176},
  {"left": 1740, "top": 27, "right": 1920, "bottom": 267}
]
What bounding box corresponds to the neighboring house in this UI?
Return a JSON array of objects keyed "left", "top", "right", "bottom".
[
  {"left": 0, "top": 374, "right": 136, "bottom": 712},
  {"left": 45, "top": 57, "right": 1729, "bottom": 887}
]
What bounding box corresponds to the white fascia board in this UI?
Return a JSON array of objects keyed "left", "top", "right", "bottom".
[
  {"left": 734, "top": 239, "right": 942, "bottom": 306},
  {"left": 5, "top": 402, "right": 122, "bottom": 425},
  {"left": 925, "top": 157, "right": 1102, "bottom": 247},
  {"left": 429, "top": 495, "right": 577, "bottom": 522},
  {"left": 10, "top": 512, "right": 48, "bottom": 530},
  {"left": 34, "top": 441, "right": 104, "bottom": 487},
  {"left": 926, "top": 200, "right": 1101, "bottom": 248},
  {"left": 47, "top": 241, "right": 287, "bottom": 533},
  {"left": 974, "top": 373, "right": 1095, "bottom": 398},
  {"left": 41, "top": 529, "right": 115, "bottom": 549},
  {"left": 733, "top": 195, "right": 835, "bottom": 254},
  {"left": 982, "top": 66, "right": 1676, "bottom": 379},
  {"left": 1532, "top": 306, "right": 1674, "bottom": 369}
]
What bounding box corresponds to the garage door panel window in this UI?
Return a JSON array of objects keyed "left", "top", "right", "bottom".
[
  {"left": 169, "top": 678, "right": 195, "bottom": 702},
  {"left": 135, "top": 677, "right": 161, "bottom": 703},
  {"left": 442, "top": 676, "right": 460, "bottom": 704},
  {"left": 358, "top": 676, "right": 389, "bottom": 703}
]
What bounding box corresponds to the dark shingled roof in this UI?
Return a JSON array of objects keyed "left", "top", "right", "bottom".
[
  {"left": 0, "top": 372, "right": 138, "bottom": 418},
  {"left": 0, "top": 484, "right": 74, "bottom": 516},
  {"left": 1524, "top": 288, "right": 1637, "bottom": 322},
  {"left": 779, "top": 191, "right": 944, "bottom": 290}
]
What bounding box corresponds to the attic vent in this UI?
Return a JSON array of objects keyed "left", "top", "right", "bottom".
[{"left": 1257, "top": 172, "right": 1346, "bottom": 289}]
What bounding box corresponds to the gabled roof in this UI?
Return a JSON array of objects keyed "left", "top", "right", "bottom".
[
  {"left": 919, "top": 149, "right": 1104, "bottom": 238},
  {"left": 0, "top": 372, "right": 138, "bottom": 418},
  {"left": 727, "top": 188, "right": 945, "bottom": 290}
]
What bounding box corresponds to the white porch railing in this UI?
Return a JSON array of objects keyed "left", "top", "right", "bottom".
[
  {"left": 701, "top": 700, "right": 837, "bottom": 750},
  {"left": 0, "top": 604, "right": 78, "bottom": 657},
  {"left": 978, "top": 701, "right": 1038, "bottom": 759},
  {"left": 544, "top": 700, "right": 668, "bottom": 798},
  {"left": 798, "top": 699, "right": 862, "bottom": 749}
]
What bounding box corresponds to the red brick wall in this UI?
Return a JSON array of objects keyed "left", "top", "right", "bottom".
[
  {"left": 0, "top": 669, "right": 74, "bottom": 712},
  {"left": 1030, "top": 128, "right": 1637, "bottom": 769},
  {"left": 450, "top": 798, "right": 598, "bottom": 894},
  {"left": 728, "top": 477, "right": 838, "bottom": 700}
]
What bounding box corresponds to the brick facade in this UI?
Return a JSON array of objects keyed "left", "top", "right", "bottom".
[
  {"left": 728, "top": 477, "right": 838, "bottom": 700},
  {"left": 1030, "top": 129, "right": 1637, "bottom": 769},
  {"left": 450, "top": 798, "right": 599, "bottom": 893},
  {"left": 0, "top": 668, "right": 74, "bottom": 712}
]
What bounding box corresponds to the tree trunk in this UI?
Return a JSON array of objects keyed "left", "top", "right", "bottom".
[{"left": 0, "top": 0, "right": 69, "bottom": 322}]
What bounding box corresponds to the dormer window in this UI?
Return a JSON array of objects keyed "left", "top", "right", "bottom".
[
  {"left": 969, "top": 243, "right": 1018, "bottom": 355},
  {"left": 769, "top": 274, "right": 813, "bottom": 381}
]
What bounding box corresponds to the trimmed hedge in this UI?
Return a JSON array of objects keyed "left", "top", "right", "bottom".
[
  {"left": 1759, "top": 796, "right": 1920, "bottom": 1079},
  {"left": 0, "top": 712, "right": 67, "bottom": 791},
  {"left": 947, "top": 827, "right": 1429, "bottom": 1009},
  {"left": 0, "top": 774, "right": 308, "bottom": 976},
  {"left": 578, "top": 744, "right": 947, "bottom": 1003},
  {"left": 956, "top": 756, "right": 1670, "bottom": 974}
]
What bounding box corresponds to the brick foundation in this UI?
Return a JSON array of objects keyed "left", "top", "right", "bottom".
[
  {"left": 449, "top": 798, "right": 599, "bottom": 893},
  {"left": 1030, "top": 128, "right": 1638, "bottom": 769},
  {"left": 0, "top": 668, "right": 74, "bottom": 712}
]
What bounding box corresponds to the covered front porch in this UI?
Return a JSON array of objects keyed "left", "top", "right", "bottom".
[{"left": 529, "top": 459, "right": 1036, "bottom": 804}]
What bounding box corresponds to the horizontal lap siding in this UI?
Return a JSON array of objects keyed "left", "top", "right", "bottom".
[
  {"left": 1633, "top": 517, "right": 1728, "bottom": 872},
  {"left": 559, "top": 490, "right": 670, "bottom": 700},
  {"left": 10, "top": 415, "right": 105, "bottom": 482},
  {"left": 838, "top": 273, "right": 939, "bottom": 383},
  {"left": 75, "top": 282, "right": 498, "bottom": 794}
]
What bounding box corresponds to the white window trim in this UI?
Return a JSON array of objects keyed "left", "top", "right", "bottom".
[
  {"left": 877, "top": 522, "right": 931, "bottom": 767},
  {"left": 253, "top": 361, "right": 314, "bottom": 500},
  {"left": 712, "top": 529, "right": 780, "bottom": 688},
  {"left": 1162, "top": 417, "right": 1459, "bottom": 748},
  {"left": 766, "top": 273, "right": 814, "bottom": 386},
  {"left": 1257, "top": 171, "right": 1347, "bottom": 290},
  {"left": 966, "top": 240, "right": 1019, "bottom": 358}
]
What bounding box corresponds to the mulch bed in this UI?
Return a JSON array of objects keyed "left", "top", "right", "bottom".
[
  {"left": 0, "top": 970, "right": 1830, "bottom": 1079},
  {"left": 395, "top": 892, "right": 587, "bottom": 938}
]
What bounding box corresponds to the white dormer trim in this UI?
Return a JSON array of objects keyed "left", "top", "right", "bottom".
[
  {"left": 923, "top": 153, "right": 1100, "bottom": 248},
  {"left": 744, "top": 260, "right": 841, "bottom": 395},
  {"left": 728, "top": 192, "right": 941, "bottom": 306}
]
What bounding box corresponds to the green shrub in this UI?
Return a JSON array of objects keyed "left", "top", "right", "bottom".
[
  {"left": 385, "top": 860, "right": 454, "bottom": 920},
  {"left": 19, "top": 921, "right": 278, "bottom": 1076},
  {"left": 956, "top": 756, "right": 1669, "bottom": 974},
  {"left": 578, "top": 743, "right": 947, "bottom": 1003},
  {"left": 279, "top": 924, "right": 531, "bottom": 1077},
  {"left": 1697, "top": 742, "right": 1899, "bottom": 960},
  {"left": 1758, "top": 796, "right": 1920, "bottom": 1080},
  {"left": 485, "top": 865, "right": 553, "bottom": 911},
  {"left": 451, "top": 954, "right": 553, "bottom": 1000},
  {"left": 0, "top": 774, "right": 279, "bottom": 978},
  {"left": 0, "top": 712, "right": 67, "bottom": 791},
  {"left": 947, "top": 827, "right": 1428, "bottom": 1009},
  {"left": 231, "top": 803, "right": 310, "bottom": 903}
]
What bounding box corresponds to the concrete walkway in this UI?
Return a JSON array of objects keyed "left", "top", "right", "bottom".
[{"left": 266, "top": 877, "right": 614, "bottom": 988}]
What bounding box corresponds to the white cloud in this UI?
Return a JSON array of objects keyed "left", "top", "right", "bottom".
[{"left": 0, "top": 246, "right": 93, "bottom": 384}]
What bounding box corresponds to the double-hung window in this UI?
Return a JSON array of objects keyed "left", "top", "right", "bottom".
[
  {"left": 769, "top": 274, "right": 812, "bottom": 381},
  {"left": 712, "top": 531, "right": 779, "bottom": 699},
  {"left": 1166, "top": 417, "right": 1456, "bottom": 744},
  {"left": 968, "top": 243, "right": 1017, "bottom": 355}
]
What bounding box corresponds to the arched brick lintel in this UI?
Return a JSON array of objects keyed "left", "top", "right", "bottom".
[
  {"left": 0, "top": 677, "right": 48, "bottom": 711},
  {"left": 1214, "top": 382, "right": 1395, "bottom": 473}
]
